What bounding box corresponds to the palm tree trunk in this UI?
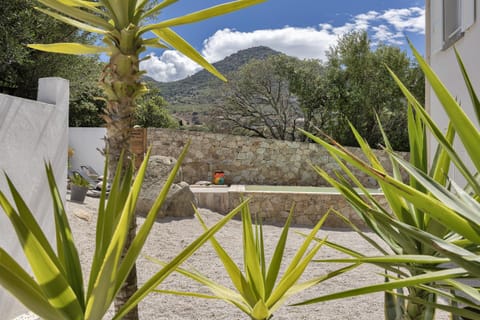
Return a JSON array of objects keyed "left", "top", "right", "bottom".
[{"left": 101, "top": 41, "right": 143, "bottom": 320}]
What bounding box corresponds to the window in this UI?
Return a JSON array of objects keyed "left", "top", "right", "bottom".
[{"left": 443, "top": 0, "right": 462, "bottom": 47}]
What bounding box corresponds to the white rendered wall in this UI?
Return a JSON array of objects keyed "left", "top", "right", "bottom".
[
  {"left": 0, "top": 78, "right": 69, "bottom": 319},
  {"left": 427, "top": 1, "right": 480, "bottom": 186},
  {"left": 69, "top": 127, "right": 106, "bottom": 175}
]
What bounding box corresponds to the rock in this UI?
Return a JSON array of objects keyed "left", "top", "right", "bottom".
[
  {"left": 137, "top": 156, "right": 196, "bottom": 218},
  {"left": 144, "top": 155, "right": 182, "bottom": 184},
  {"left": 161, "top": 182, "right": 196, "bottom": 217},
  {"left": 73, "top": 208, "right": 92, "bottom": 221}
]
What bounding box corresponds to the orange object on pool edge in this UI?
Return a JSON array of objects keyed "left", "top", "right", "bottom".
[{"left": 213, "top": 171, "right": 225, "bottom": 185}]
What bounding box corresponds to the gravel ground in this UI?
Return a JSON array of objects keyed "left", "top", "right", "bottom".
[{"left": 21, "top": 195, "right": 448, "bottom": 320}]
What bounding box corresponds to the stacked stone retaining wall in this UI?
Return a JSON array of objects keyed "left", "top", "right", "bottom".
[{"left": 148, "top": 129, "right": 409, "bottom": 188}]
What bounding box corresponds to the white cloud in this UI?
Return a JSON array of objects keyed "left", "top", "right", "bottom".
[
  {"left": 378, "top": 7, "right": 425, "bottom": 34},
  {"left": 202, "top": 27, "right": 338, "bottom": 62},
  {"left": 142, "top": 6, "right": 425, "bottom": 82},
  {"left": 140, "top": 50, "right": 199, "bottom": 82}
]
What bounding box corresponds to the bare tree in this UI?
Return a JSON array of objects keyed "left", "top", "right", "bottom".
[{"left": 213, "top": 55, "right": 302, "bottom": 140}]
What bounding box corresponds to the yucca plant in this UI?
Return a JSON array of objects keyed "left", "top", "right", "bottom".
[
  {"left": 0, "top": 143, "right": 248, "bottom": 320},
  {"left": 28, "top": 0, "right": 266, "bottom": 172},
  {"left": 27, "top": 1, "right": 266, "bottom": 316},
  {"left": 150, "top": 206, "right": 356, "bottom": 320},
  {"left": 294, "top": 43, "right": 480, "bottom": 320}
]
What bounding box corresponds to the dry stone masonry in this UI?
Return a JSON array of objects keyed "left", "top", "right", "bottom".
[{"left": 147, "top": 128, "right": 409, "bottom": 187}]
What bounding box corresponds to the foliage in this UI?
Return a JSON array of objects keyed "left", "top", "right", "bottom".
[
  {"left": 0, "top": 143, "right": 247, "bottom": 320},
  {"left": 213, "top": 54, "right": 302, "bottom": 140},
  {"left": 134, "top": 88, "right": 178, "bottom": 128},
  {"left": 296, "top": 44, "right": 480, "bottom": 319},
  {"left": 324, "top": 31, "right": 424, "bottom": 151},
  {"left": 155, "top": 46, "right": 280, "bottom": 106},
  {"left": 68, "top": 58, "right": 106, "bottom": 127},
  {"left": 152, "top": 206, "right": 352, "bottom": 320},
  {"left": 283, "top": 58, "right": 329, "bottom": 140},
  {"left": 29, "top": 0, "right": 267, "bottom": 171},
  {"left": 28, "top": 1, "right": 266, "bottom": 317},
  {"left": 0, "top": 0, "right": 103, "bottom": 117},
  {"left": 70, "top": 172, "right": 90, "bottom": 187}
]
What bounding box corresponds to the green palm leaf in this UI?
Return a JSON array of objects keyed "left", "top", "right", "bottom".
[
  {"left": 142, "top": 0, "right": 266, "bottom": 32},
  {"left": 28, "top": 43, "right": 110, "bottom": 55},
  {"left": 295, "top": 268, "right": 467, "bottom": 306},
  {"left": 151, "top": 28, "right": 226, "bottom": 82},
  {"left": 409, "top": 42, "right": 480, "bottom": 175}
]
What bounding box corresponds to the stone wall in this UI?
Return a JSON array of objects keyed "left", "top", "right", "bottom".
[
  {"left": 148, "top": 129, "right": 409, "bottom": 187},
  {"left": 193, "top": 186, "right": 386, "bottom": 229},
  {"left": 0, "top": 78, "right": 69, "bottom": 319}
]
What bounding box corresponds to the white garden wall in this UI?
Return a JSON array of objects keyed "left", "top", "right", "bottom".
[
  {"left": 0, "top": 78, "right": 69, "bottom": 319},
  {"left": 69, "top": 127, "right": 106, "bottom": 175}
]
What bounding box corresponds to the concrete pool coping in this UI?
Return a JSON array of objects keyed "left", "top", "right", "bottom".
[{"left": 190, "top": 184, "right": 383, "bottom": 195}]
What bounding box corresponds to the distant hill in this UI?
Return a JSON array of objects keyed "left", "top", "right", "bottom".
[{"left": 148, "top": 46, "right": 281, "bottom": 106}]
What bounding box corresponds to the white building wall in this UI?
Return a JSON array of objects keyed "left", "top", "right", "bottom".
[
  {"left": 0, "top": 78, "right": 69, "bottom": 319},
  {"left": 69, "top": 127, "right": 106, "bottom": 176},
  {"left": 427, "top": 1, "right": 480, "bottom": 186}
]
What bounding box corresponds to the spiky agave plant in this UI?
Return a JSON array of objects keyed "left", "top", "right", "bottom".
[
  {"left": 149, "top": 206, "right": 358, "bottom": 320},
  {"left": 295, "top": 43, "right": 480, "bottom": 319},
  {"left": 0, "top": 143, "right": 249, "bottom": 320}
]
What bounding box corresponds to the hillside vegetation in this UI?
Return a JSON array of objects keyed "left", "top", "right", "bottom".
[{"left": 149, "top": 46, "right": 280, "bottom": 107}]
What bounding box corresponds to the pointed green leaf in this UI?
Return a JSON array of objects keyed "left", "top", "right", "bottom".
[
  {"left": 28, "top": 43, "right": 110, "bottom": 55},
  {"left": 195, "top": 208, "right": 257, "bottom": 307},
  {"left": 87, "top": 151, "right": 126, "bottom": 298},
  {"left": 314, "top": 255, "right": 449, "bottom": 265},
  {"left": 153, "top": 289, "right": 220, "bottom": 300},
  {"left": 242, "top": 205, "right": 265, "bottom": 300},
  {"left": 37, "top": 0, "right": 113, "bottom": 30},
  {"left": 409, "top": 42, "right": 480, "bottom": 175},
  {"left": 375, "top": 112, "right": 402, "bottom": 181},
  {"left": 294, "top": 268, "right": 466, "bottom": 306},
  {"left": 140, "top": 0, "right": 179, "bottom": 20},
  {"left": 283, "top": 209, "right": 328, "bottom": 276},
  {"left": 149, "top": 258, "right": 250, "bottom": 314},
  {"left": 4, "top": 175, "right": 60, "bottom": 269},
  {"left": 35, "top": 7, "right": 108, "bottom": 34},
  {"left": 142, "top": 0, "right": 266, "bottom": 31},
  {"left": 386, "top": 66, "right": 480, "bottom": 195},
  {"left": 115, "top": 144, "right": 187, "bottom": 294},
  {"left": 302, "top": 130, "right": 480, "bottom": 244},
  {"left": 265, "top": 206, "right": 293, "bottom": 298},
  {"left": 0, "top": 191, "right": 83, "bottom": 319},
  {"left": 443, "top": 279, "right": 480, "bottom": 304},
  {"left": 454, "top": 47, "right": 480, "bottom": 124},
  {"left": 151, "top": 28, "right": 226, "bottom": 81},
  {"left": 430, "top": 122, "right": 454, "bottom": 187},
  {"left": 45, "top": 163, "right": 85, "bottom": 309},
  {"left": 85, "top": 161, "right": 138, "bottom": 318},
  {"left": 389, "top": 152, "right": 480, "bottom": 227},
  {"left": 112, "top": 199, "right": 246, "bottom": 319},
  {"left": 388, "top": 290, "right": 480, "bottom": 320},
  {"left": 252, "top": 299, "right": 270, "bottom": 320},
  {"left": 267, "top": 239, "right": 324, "bottom": 308},
  {"left": 0, "top": 248, "right": 65, "bottom": 320}
]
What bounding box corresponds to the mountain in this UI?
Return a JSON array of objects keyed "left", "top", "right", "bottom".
[{"left": 148, "top": 46, "right": 281, "bottom": 107}]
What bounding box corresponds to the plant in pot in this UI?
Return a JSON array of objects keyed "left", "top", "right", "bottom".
[{"left": 70, "top": 172, "right": 90, "bottom": 203}]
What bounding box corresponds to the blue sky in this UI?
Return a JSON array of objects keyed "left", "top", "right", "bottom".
[{"left": 142, "top": 0, "right": 426, "bottom": 82}]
